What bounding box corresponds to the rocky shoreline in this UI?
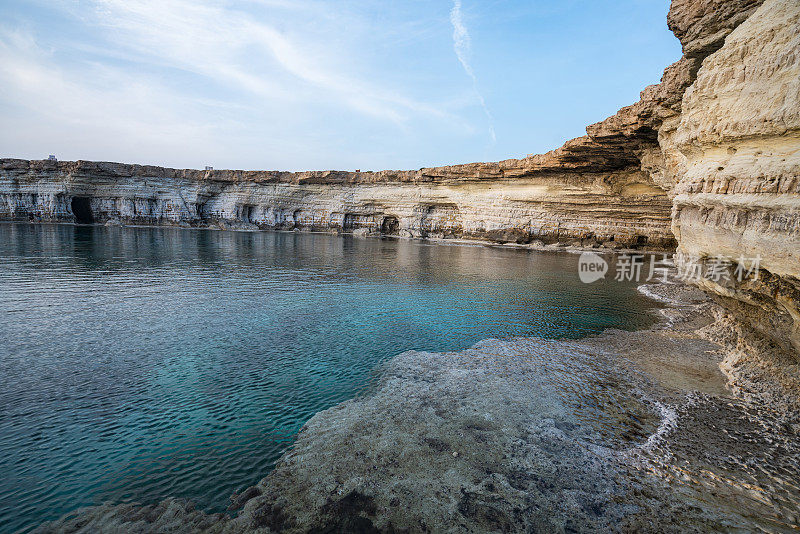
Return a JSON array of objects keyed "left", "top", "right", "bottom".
[
  {"left": 32, "top": 276, "right": 800, "bottom": 533},
  {"left": 0, "top": 156, "right": 677, "bottom": 251}
]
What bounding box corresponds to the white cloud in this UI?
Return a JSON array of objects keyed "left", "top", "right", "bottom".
[
  {"left": 82, "top": 0, "right": 451, "bottom": 124},
  {"left": 0, "top": 26, "right": 216, "bottom": 155},
  {"left": 450, "top": 0, "right": 496, "bottom": 144},
  {"left": 0, "top": 0, "right": 485, "bottom": 169}
]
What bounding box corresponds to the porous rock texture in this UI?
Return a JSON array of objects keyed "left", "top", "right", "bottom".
[{"left": 667, "top": 0, "right": 800, "bottom": 357}]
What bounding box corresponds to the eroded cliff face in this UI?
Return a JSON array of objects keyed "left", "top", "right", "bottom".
[
  {"left": 0, "top": 158, "right": 675, "bottom": 249},
  {"left": 667, "top": 0, "right": 800, "bottom": 356}
]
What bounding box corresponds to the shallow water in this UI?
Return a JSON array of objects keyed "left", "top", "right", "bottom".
[{"left": 0, "top": 223, "right": 660, "bottom": 533}]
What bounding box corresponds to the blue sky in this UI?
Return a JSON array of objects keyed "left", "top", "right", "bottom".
[{"left": 0, "top": 1, "right": 680, "bottom": 171}]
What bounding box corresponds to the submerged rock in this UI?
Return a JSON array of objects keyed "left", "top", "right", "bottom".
[{"left": 33, "top": 280, "right": 800, "bottom": 533}]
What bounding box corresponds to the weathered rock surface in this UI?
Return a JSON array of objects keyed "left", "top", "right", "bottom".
[
  {"left": 668, "top": 0, "right": 800, "bottom": 356},
  {"left": 0, "top": 158, "right": 675, "bottom": 249}
]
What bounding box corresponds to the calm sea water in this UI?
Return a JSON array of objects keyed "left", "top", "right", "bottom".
[{"left": 0, "top": 223, "right": 658, "bottom": 533}]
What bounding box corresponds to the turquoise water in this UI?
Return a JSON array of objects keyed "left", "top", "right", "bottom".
[{"left": 0, "top": 223, "right": 658, "bottom": 533}]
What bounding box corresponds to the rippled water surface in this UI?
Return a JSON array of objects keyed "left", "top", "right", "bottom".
[{"left": 0, "top": 223, "right": 659, "bottom": 533}]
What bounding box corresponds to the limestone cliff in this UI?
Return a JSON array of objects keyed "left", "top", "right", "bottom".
[
  {"left": 0, "top": 155, "right": 676, "bottom": 249},
  {"left": 668, "top": 0, "right": 800, "bottom": 356}
]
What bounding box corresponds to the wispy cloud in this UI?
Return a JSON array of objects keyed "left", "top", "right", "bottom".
[
  {"left": 81, "top": 0, "right": 453, "bottom": 124},
  {"left": 450, "top": 0, "right": 496, "bottom": 144},
  {"left": 0, "top": 0, "right": 493, "bottom": 169},
  {"left": 0, "top": 24, "right": 226, "bottom": 165}
]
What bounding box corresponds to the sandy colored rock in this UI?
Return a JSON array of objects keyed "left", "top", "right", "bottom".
[
  {"left": 0, "top": 158, "right": 676, "bottom": 249},
  {"left": 669, "top": 0, "right": 800, "bottom": 355}
]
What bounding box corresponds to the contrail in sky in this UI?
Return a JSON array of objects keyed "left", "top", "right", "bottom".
[{"left": 450, "top": 0, "right": 496, "bottom": 144}]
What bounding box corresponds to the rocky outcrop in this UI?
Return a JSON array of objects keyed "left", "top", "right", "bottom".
[{"left": 667, "top": 0, "right": 800, "bottom": 356}]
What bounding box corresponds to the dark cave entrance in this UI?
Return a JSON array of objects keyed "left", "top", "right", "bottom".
[
  {"left": 241, "top": 205, "right": 255, "bottom": 224},
  {"left": 381, "top": 216, "right": 400, "bottom": 235},
  {"left": 71, "top": 197, "right": 94, "bottom": 224}
]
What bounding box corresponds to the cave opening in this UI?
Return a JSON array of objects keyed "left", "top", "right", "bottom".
[
  {"left": 242, "top": 205, "right": 255, "bottom": 224},
  {"left": 71, "top": 197, "right": 94, "bottom": 224},
  {"left": 381, "top": 216, "right": 400, "bottom": 235}
]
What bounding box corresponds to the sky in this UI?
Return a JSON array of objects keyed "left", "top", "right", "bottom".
[{"left": 0, "top": 0, "right": 681, "bottom": 171}]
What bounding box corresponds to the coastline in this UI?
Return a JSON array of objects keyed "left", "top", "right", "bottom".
[
  {"left": 2, "top": 0, "right": 797, "bottom": 531},
  {"left": 33, "top": 275, "right": 800, "bottom": 533}
]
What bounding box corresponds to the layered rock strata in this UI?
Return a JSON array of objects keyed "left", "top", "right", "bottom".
[
  {"left": 667, "top": 0, "right": 800, "bottom": 356},
  {"left": 0, "top": 158, "right": 675, "bottom": 249}
]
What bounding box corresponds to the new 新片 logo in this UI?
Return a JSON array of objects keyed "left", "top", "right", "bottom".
[{"left": 578, "top": 252, "right": 608, "bottom": 283}]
